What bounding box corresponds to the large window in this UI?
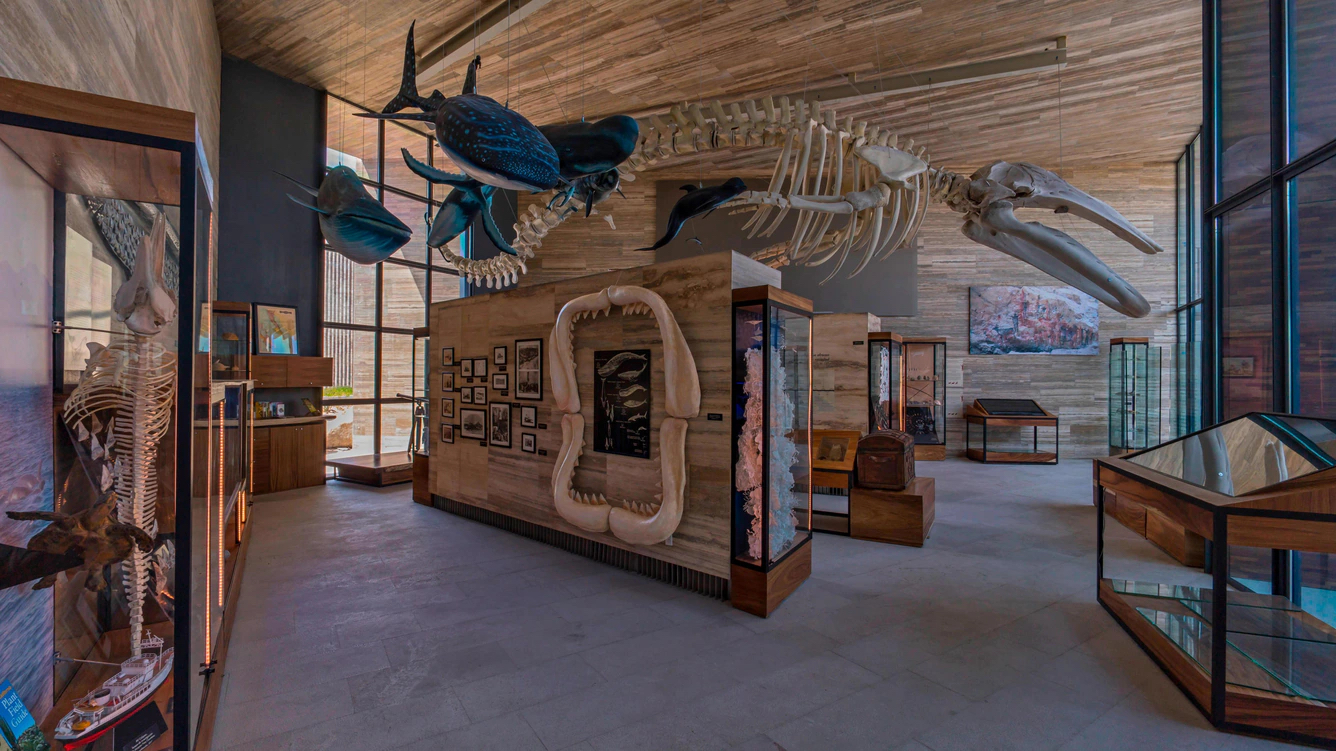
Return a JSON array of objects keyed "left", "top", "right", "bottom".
[
  {"left": 1205, "top": 0, "right": 1336, "bottom": 611},
  {"left": 1174, "top": 136, "right": 1205, "bottom": 435},
  {"left": 322, "top": 95, "right": 465, "bottom": 458}
]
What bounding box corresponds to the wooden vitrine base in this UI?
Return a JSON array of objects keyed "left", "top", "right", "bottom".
[
  {"left": 850, "top": 477, "right": 935, "bottom": 546},
  {"left": 326, "top": 451, "right": 414, "bottom": 486},
  {"left": 412, "top": 453, "right": 430, "bottom": 505},
  {"left": 915, "top": 444, "right": 946, "bottom": 461},
  {"left": 730, "top": 538, "right": 812, "bottom": 617},
  {"left": 1105, "top": 490, "right": 1205, "bottom": 567}
]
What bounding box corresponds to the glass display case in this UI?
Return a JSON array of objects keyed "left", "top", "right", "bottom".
[
  {"left": 1109, "top": 337, "right": 1163, "bottom": 453},
  {"left": 731, "top": 286, "right": 813, "bottom": 617},
  {"left": 409, "top": 326, "right": 429, "bottom": 456},
  {"left": 868, "top": 332, "right": 904, "bottom": 432},
  {"left": 903, "top": 337, "right": 947, "bottom": 460},
  {"left": 1097, "top": 413, "right": 1336, "bottom": 748},
  {"left": 0, "top": 79, "right": 211, "bottom": 750},
  {"left": 210, "top": 302, "right": 251, "bottom": 381}
]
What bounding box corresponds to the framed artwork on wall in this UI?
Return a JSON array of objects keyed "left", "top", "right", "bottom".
[
  {"left": 489, "top": 403, "right": 511, "bottom": 447},
  {"left": 515, "top": 338, "right": 543, "bottom": 401},
  {"left": 522, "top": 433, "right": 536, "bottom": 453},
  {"left": 492, "top": 373, "right": 508, "bottom": 391},
  {"left": 520, "top": 405, "right": 537, "bottom": 428},
  {"left": 594, "top": 349, "right": 651, "bottom": 458},
  {"left": 493, "top": 345, "right": 507, "bottom": 366},
  {"left": 474, "top": 358, "right": 488, "bottom": 378},
  {"left": 1222, "top": 356, "right": 1256, "bottom": 378},
  {"left": 253, "top": 303, "right": 299, "bottom": 355},
  {"left": 442, "top": 347, "right": 454, "bottom": 366},
  {"left": 968, "top": 286, "right": 1099, "bottom": 355},
  {"left": 441, "top": 398, "right": 454, "bottom": 419},
  {"left": 462, "top": 359, "right": 473, "bottom": 377},
  {"left": 442, "top": 371, "right": 455, "bottom": 391},
  {"left": 461, "top": 388, "right": 473, "bottom": 404},
  {"left": 441, "top": 424, "right": 454, "bottom": 444},
  {"left": 459, "top": 408, "right": 486, "bottom": 440},
  {"left": 473, "top": 386, "right": 487, "bottom": 405}
]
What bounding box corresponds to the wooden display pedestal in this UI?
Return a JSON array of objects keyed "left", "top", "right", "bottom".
[
  {"left": 850, "top": 477, "right": 936, "bottom": 546},
  {"left": 1105, "top": 489, "right": 1205, "bottom": 567},
  {"left": 915, "top": 444, "right": 946, "bottom": 461},
  {"left": 327, "top": 450, "right": 414, "bottom": 486},
  {"left": 412, "top": 453, "right": 430, "bottom": 504},
  {"left": 730, "top": 538, "right": 812, "bottom": 617}
]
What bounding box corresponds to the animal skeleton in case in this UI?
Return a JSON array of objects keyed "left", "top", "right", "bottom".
[
  {"left": 549, "top": 285, "right": 699, "bottom": 546},
  {"left": 63, "top": 214, "right": 177, "bottom": 657},
  {"left": 499, "top": 97, "right": 1161, "bottom": 318}
]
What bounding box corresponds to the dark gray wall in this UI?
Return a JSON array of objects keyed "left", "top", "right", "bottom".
[
  {"left": 464, "top": 188, "right": 520, "bottom": 296},
  {"left": 218, "top": 57, "right": 324, "bottom": 355},
  {"left": 651, "top": 180, "right": 917, "bottom": 315}
]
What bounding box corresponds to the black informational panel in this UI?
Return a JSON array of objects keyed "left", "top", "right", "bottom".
[
  {"left": 975, "top": 398, "right": 1047, "bottom": 416},
  {"left": 651, "top": 181, "right": 918, "bottom": 315}
]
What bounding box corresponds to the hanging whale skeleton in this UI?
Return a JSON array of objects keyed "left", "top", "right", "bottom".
[{"left": 367, "top": 25, "right": 1162, "bottom": 318}]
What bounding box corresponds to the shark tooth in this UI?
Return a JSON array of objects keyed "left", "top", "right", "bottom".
[{"left": 77, "top": 423, "right": 90, "bottom": 442}]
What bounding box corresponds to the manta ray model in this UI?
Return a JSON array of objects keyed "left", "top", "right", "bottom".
[
  {"left": 284, "top": 167, "right": 412, "bottom": 264},
  {"left": 640, "top": 178, "right": 749, "bottom": 251}
]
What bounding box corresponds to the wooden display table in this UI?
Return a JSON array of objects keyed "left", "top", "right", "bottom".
[
  {"left": 850, "top": 477, "right": 935, "bottom": 546},
  {"left": 326, "top": 451, "right": 414, "bottom": 486},
  {"left": 1095, "top": 414, "right": 1336, "bottom": 748},
  {"left": 964, "top": 400, "right": 1059, "bottom": 464}
]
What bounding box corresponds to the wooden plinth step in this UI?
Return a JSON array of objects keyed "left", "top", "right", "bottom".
[
  {"left": 850, "top": 477, "right": 935, "bottom": 547},
  {"left": 327, "top": 451, "right": 414, "bottom": 486},
  {"left": 730, "top": 538, "right": 812, "bottom": 618}
]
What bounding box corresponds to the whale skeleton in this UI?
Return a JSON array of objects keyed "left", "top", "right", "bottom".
[{"left": 442, "top": 95, "right": 1161, "bottom": 318}]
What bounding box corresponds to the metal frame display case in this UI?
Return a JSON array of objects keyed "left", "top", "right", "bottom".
[
  {"left": 868, "top": 332, "right": 905, "bottom": 433},
  {"left": 1109, "top": 337, "right": 1163, "bottom": 454},
  {"left": 1096, "top": 412, "right": 1336, "bottom": 748},
  {"left": 903, "top": 337, "right": 947, "bottom": 460},
  {"left": 731, "top": 286, "right": 813, "bottom": 617},
  {"left": 0, "top": 76, "right": 214, "bottom": 749},
  {"left": 210, "top": 301, "right": 251, "bottom": 382}
]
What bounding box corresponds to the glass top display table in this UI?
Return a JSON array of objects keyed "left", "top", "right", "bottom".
[
  {"left": 964, "top": 399, "right": 1059, "bottom": 464},
  {"left": 1096, "top": 412, "right": 1336, "bottom": 748}
]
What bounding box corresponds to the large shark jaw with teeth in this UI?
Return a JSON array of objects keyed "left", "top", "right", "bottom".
[{"left": 549, "top": 286, "right": 700, "bottom": 546}]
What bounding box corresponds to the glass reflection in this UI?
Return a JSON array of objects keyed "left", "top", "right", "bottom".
[
  {"left": 1127, "top": 413, "right": 1336, "bottom": 495},
  {"left": 1219, "top": 192, "right": 1273, "bottom": 418}
]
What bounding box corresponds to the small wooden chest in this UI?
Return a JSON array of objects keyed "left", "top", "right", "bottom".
[{"left": 855, "top": 430, "right": 916, "bottom": 491}]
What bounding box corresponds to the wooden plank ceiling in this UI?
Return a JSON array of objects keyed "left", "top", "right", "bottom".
[{"left": 216, "top": 0, "right": 1201, "bottom": 172}]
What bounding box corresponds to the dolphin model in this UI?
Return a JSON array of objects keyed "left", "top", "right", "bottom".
[{"left": 639, "top": 177, "right": 748, "bottom": 251}]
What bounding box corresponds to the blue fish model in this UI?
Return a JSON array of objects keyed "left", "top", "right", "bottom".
[
  {"left": 640, "top": 178, "right": 749, "bottom": 251},
  {"left": 285, "top": 167, "right": 412, "bottom": 264}
]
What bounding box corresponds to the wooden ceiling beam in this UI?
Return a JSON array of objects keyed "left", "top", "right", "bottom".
[{"left": 417, "top": 0, "right": 556, "bottom": 84}]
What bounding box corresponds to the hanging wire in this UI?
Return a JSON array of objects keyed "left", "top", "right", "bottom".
[
  {"left": 581, "top": 0, "right": 588, "bottom": 121},
  {"left": 506, "top": 0, "right": 512, "bottom": 107},
  {"left": 522, "top": 16, "right": 568, "bottom": 121}
]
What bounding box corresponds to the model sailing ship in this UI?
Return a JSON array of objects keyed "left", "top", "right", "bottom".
[{"left": 53, "top": 635, "right": 173, "bottom": 746}]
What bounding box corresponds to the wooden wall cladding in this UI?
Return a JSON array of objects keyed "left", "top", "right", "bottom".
[
  {"left": 812, "top": 313, "right": 880, "bottom": 433},
  {"left": 431, "top": 252, "right": 767, "bottom": 579}
]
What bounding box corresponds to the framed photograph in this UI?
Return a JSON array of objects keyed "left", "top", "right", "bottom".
[
  {"left": 473, "top": 386, "right": 487, "bottom": 405},
  {"left": 462, "top": 359, "right": 473, "bottom": 377},
  {"left": 460, "top": 408, "right": 486, "bottom": 440},
  {"left": 492, "top": 373, "right": 508, "bottom": 391},
  {"left": 253, "top": 303, "right": 299, "bottom": 355},
  {"left": 493, "top": 345, "right": 507, "bottom": 366},
  {"left": 521, "top": 433, "right": 536, "bottom": 453},
  {"left": 461, "top": 388, "right": 473, "bottom": 404},
  {"left": 442, "top": 347, "right": 455, "bottom": 366},
  {"left": 1223, "top": 356, "right": 1256, "bottom": 378},
  {"left": 442, "top": 371, "right": 455, "bottom": 391},
  {"left": 441, "top": 397, "right": 454, "bottom": 419},
  {"left": 489, "top": 402, "right": 511, "bottom": 447},
  {"left": 515, "top": 338, "right": 543, "bottom": 401},
  {"left": 474, "top": 358, "right": 488, "bottom": 378},
  {"left": 441, "top": 424, "right": 454, "bottom": 444},
  {"left": 520, "top": 405, "right": 537, "bottom": 428}
]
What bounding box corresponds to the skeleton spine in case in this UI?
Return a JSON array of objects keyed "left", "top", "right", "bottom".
[
  {"left": 64, "top": 215, "right": 177, "bottom": 657},
  {"left": 549, "top": 285, "right": 699, "bottom": 545}
]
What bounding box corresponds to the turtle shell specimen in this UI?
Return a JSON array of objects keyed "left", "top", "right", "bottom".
[{"left": 434, "top": 94, "right": 562, "bottom": 193}]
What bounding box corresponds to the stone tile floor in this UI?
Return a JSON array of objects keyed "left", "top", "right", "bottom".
[{"left": 211, "top": 459, "right": 1297, "bottom": 750}]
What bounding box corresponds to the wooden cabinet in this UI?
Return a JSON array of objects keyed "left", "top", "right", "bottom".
[
  {"left": 250, "top": 355, "right": 333, "bottom": 388},
  {"left": 251, "top": 421, "right": 325, "bottom": 494}
]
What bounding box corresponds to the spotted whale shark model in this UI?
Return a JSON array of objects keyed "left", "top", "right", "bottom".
[{"left": 284, "top": 167, "right": 412, "bottom": 264}]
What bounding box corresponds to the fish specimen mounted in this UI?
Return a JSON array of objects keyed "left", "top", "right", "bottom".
[
  {"left": 639, "top": 178, "right": 749, "bottom": 251},
  {"left": 360, "top": 22, "right": 560, "bottom": 193},
  {"left": 6, "top": 492, "right": 154, "bottom": 592},
  {"left": 540, "top": 116, "right": 640, "bottom": 180},
  {"left": 498, "top": 97, "right": 1164, "bottom": 317},
  {"left": 284, "top": 167, "right": 412, "bottom": 263}
]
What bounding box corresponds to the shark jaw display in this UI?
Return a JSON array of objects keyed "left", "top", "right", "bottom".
[{"left": 549, "top": 286, "right": 700, "bottom": 546}]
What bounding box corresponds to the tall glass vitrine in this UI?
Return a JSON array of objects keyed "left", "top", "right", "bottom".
[
  {"left": 868, "top": 332, "right": 904, "bottom": 432},
  {"left": 731, "top": 287, "right": 813, "bottom": 617},
  {"left": 903, "top": 337, "right": 947, "bottom": 460},
  {"left": 1109, "top": 337, "right": 1163, "bottom": 453}
]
